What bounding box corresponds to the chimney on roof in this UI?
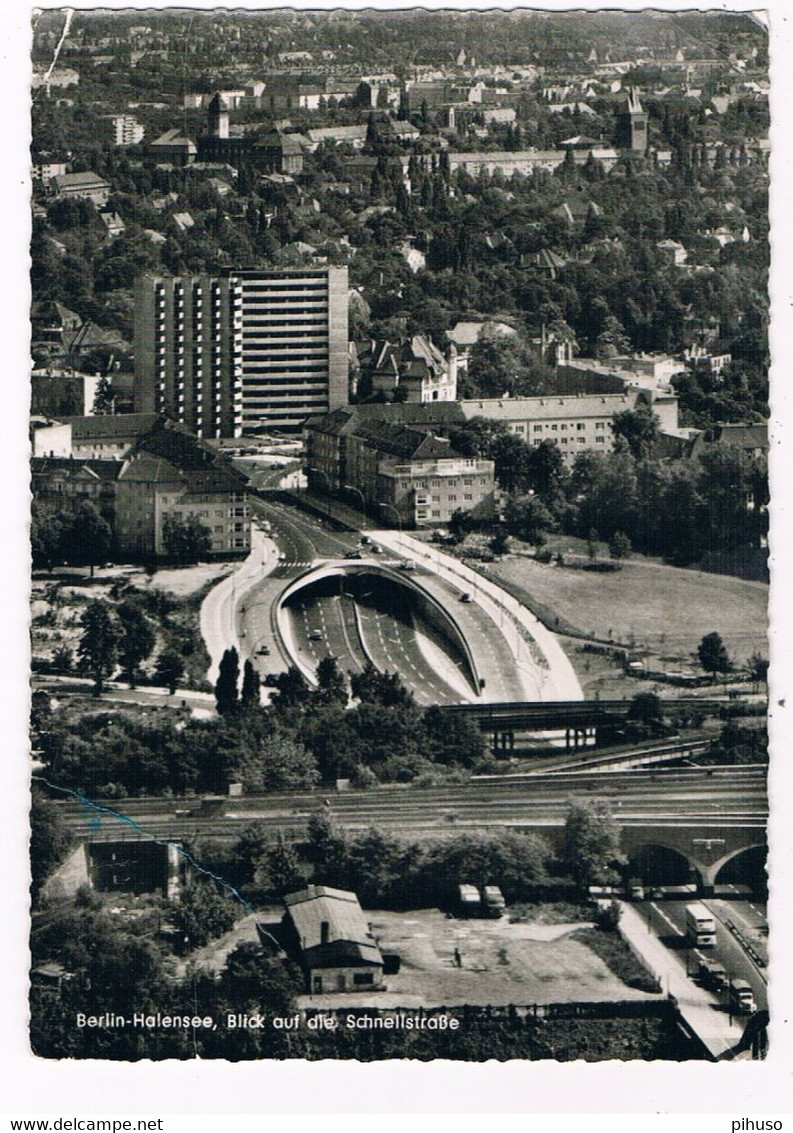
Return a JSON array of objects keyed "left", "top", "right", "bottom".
[{"left": 320, "top": 920, "right": 330, "bottom": 945}]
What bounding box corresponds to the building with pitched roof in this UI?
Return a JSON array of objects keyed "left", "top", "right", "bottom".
[
  {"left": 281, "top": 885, "right": 384, "bottom": 994},
  {"left": 305, "top": 408, "right": 495, "bottom": 527},
  {"left": 354, "top": 335, "right": 457, "bottom": 403}
]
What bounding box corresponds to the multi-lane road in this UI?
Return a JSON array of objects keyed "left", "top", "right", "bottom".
[
  {"left": 633, "top": 895, "right": 768, "bottom": 1013},
  {"left": 242, "top": 495, "right": 519, "bottom": 702}
]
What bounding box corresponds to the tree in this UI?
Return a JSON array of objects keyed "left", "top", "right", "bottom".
[
  {"left": 467, "top": 325, "right": 531, "bottom": 398},
  {"left": 162, "top": 513, "right": 212, "bottom": 564},
  {"left": 629, "top": 688, "right": 666, "bottom": 734},
  {"left": 173, "top": 881, "right": 239, "bottom": 951},
  {"left": 595, "top": 315, "right": 631, "bottom": 360},
  {"left": 697, "top": 632, "right": 732, "bottom": 681},
  {"left": 63, "top": 501, "right": 113, "bottom": 578},
  {"left": 608, "top": 531, "right": 632, "bottom": 560},
  {"left": 30, "top": 790, "right": 74, "bottom": 900},
  {"left": 215, "top": 647, "right": 240, "bottom": 716},
  {"left": 77, "top": 601, "right": 117, "bottom": 694},
  {"left": 350, "top": 662, "right": 413, "bottom": 708},
  {"left": 422, "top": 706, "right": 486, "bottom": 767},
  {"left": 747, "top": 652, "right": 769, "bottom": 692},
  {"left": 612, "top": 406, "right": 659, "bottom": 460},
  {"left": 117, "top": 601, "right": 155, "bottom": 686},
  {"left": 563, "top": 800, "right": 624, "bottom": 888},
  {"left": 315, "top": 656, "right": 347, "bottom": 707},
  {"left": 91, "top": 376, "right": 115, "bottom": 415},
  {"left": 154, "top": 650, "right": 184, "bottom": 696},
  {"left": 240, "top": 659, "right": 261, "bottom": 711},
  {"left": 504, "top": 494, "right": 555, "bottom": 546}
]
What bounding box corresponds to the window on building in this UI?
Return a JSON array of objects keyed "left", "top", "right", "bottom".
[
  {"left": 353, "top": 973, "right": 375, "bottom": 987},
  {"left": 432, "top": 509, "right": 440, "bottom": 517},
  {"left": 596, "top": 436, "right": 605, "bottom": 443},
  {"left": 560, "top": 423, "right": 567, "bottom": 431},
  {"left": 448, "top": 495, "right": 457, "bottom": 503},
  {"left": 577, "top": 423, "right": 585, "bottom": 431},
  {"left": 551, "top": 424, "right": 558, "bottom": 431},
  {"left": 596, "top": 421, "right": 605, "bottom": 430},
  {"left": 464, "top": 493, "right": 473, "bottom": 501}
]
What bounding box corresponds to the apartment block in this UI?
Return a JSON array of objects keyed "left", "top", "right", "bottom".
[
  {"left": 134, "top": 267, "right": 348, "bottom": 436},
  {"left": 235, "top": 266, "right": 348, "bottom": 433},
  {"left": 134, "top": 275, "right": 244, "bottom": 439}
]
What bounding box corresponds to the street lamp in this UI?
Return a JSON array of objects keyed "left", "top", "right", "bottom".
[
  {"left": 380, "top": 501, "right": 403, "bottom": 535},
  {"left": 343, "top": 483, "right": 367, "bottom": 526}
]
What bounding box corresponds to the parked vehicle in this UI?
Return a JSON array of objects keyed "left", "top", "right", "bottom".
[
  {"left": 629, "top": 879, "right": 645, "bottom": 900},
  {"left": 686, "top": 902, "right": 717, "bottom": 947},
  {"left": 360, "top": 535, "right": 372, "bottom": 545},
  {"left": 345, "top": 549, "right": 363, "bottom": 559},
  {"left": 482, "top": 885, "right": 506, "bottom": 917},
  {"left": 460, "top": 592, "right": 473, "bottom": 603},
  {"left": 729, "top": 978, "right": 756, "bottom": 1015},
  {"left": 256, "top": 644, "right": 270, "bottom": 656},
  {"left": 458, "top": 883, "right": 481, "bottom": 917},
  {"left": 399, "top": 560, "right": 417, "bottom": 571}
]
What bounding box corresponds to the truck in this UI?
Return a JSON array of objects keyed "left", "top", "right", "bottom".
[
  {"left": 698, "top": 959, "right": 728, "bottom": 994},
  {"left": 458, "top": 883, "right": 481, "bottom": 917},
  {"left": 729, "top": 978, "right": 756, "bottom": 1015},
  {"left": 685, "top": 902, "right": 717, "bottom": 947},
  {"left": 481, "top": 885, "right": 506, "bottom": 918}
]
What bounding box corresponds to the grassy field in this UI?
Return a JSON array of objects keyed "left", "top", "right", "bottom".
[
  {"left": 488, "top": 554, "right": 767, "bottom": 666},
  {"left": 300, "top": 908, "right": 655, "bottom": 1010}
]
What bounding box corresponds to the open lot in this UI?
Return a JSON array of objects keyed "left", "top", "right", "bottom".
[
  {"left": 488, "top": 555, "right": 767, "bottom": 667},
  {"left": 297, "top": 907, "right": 655, "bottom": 1010}
]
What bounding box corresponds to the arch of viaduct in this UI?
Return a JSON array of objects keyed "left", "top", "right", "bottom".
[
  {"left": 528, "top": 821, "right": 767, "bottom": 893},
  {"left": 274, "top": 560, "right": 484, "bottom": 695}
]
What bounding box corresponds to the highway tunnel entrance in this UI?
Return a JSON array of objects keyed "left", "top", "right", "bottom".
[{"left": 280, "top": 566, "right": 480, "bottom": 699}]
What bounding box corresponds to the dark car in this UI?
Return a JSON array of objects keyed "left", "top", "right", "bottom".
[{"left": 346, "top": 549, "right": 363, "bottom": 559}]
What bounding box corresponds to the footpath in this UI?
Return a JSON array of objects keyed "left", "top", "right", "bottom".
[
  {"left": 617, "top": 900, "right": 749, "bottom": 1060},
  {"left": 373, "top": 530, "right": 583, "bottom": 702}
]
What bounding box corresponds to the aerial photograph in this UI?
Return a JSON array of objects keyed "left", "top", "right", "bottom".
[{"left": 27, "top": 6, "right": 770, "bottom": 1064}]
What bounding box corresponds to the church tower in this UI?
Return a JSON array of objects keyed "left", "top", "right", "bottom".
[
  {"left": 207, "top": 92, "right": 230, "bottom": 139},
  {"left": 626, "top": 87, "right": 648, "bottom": 153}
]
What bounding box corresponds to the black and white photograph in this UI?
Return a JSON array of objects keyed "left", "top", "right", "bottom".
[{"left": 12, "top": 0, "right": 788, "bottom": 1109}]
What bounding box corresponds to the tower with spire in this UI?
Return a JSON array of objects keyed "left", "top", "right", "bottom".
[{"left": 625, "top": 87, "right": 648, "bottom": 153}]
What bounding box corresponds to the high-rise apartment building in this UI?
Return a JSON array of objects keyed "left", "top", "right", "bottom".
[
  {"left": 235, "top": 267, "right": 348, "bottom": 433},
  {"left": 134, "top": 267, "right": 349, "bottom": 437},
  {"left": 134, "top": 275, "right": 244, "bottom": 439}
]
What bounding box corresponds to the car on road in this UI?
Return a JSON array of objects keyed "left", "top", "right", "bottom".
[
  {"left": 308, "top": 630, "right": 323, "bottom": 641},
  {"left": 399, "top": 560, "right": 417, "bottom": 571},
  {"left": 345, "top": 549, "right": 363, "bottom": 559},
  {"left": 460, "top": 592, "right": 473, "bottom": 603},
  {"left": 256, "top": 644, "right": 270, "bottom": 656},
  {"left": 370, "top": 544, "right": 382, "bottom": 553},
  {"left": 360, "top": 535, "right": 372, "bottom": 545}
]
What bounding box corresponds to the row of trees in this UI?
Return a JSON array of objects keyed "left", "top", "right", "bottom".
[{"left": 448, "top": 417, "right": 767, "bottom": 568}]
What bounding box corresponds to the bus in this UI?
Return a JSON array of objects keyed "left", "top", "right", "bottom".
[{"left": 686, "top": 902, "right": 717, "bottom": 947}]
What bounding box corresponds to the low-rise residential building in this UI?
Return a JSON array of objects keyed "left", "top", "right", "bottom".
[
  {"left": 446, "top": 320, "right": 517, "bottom": 377},
  {"left": 305, "top": 408, "right": 496, "bottom": 527},
  {"left": 353, "top": 336, "right": 458, "bottom": 403},
  {"left": 281, "top": 885, "right": 385, "bottom": 995},
  {"left": 31, "top": 416, "right": 252, "bottom": 562},
  {"left": 31, "top": 371, "right": 101, "bottom": 419},
  {"left": 459, "top": 390, "right": 678, "bottom": 462},
  {"left": 49, "top": 171, "right": 110, "bottom": 206}
]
